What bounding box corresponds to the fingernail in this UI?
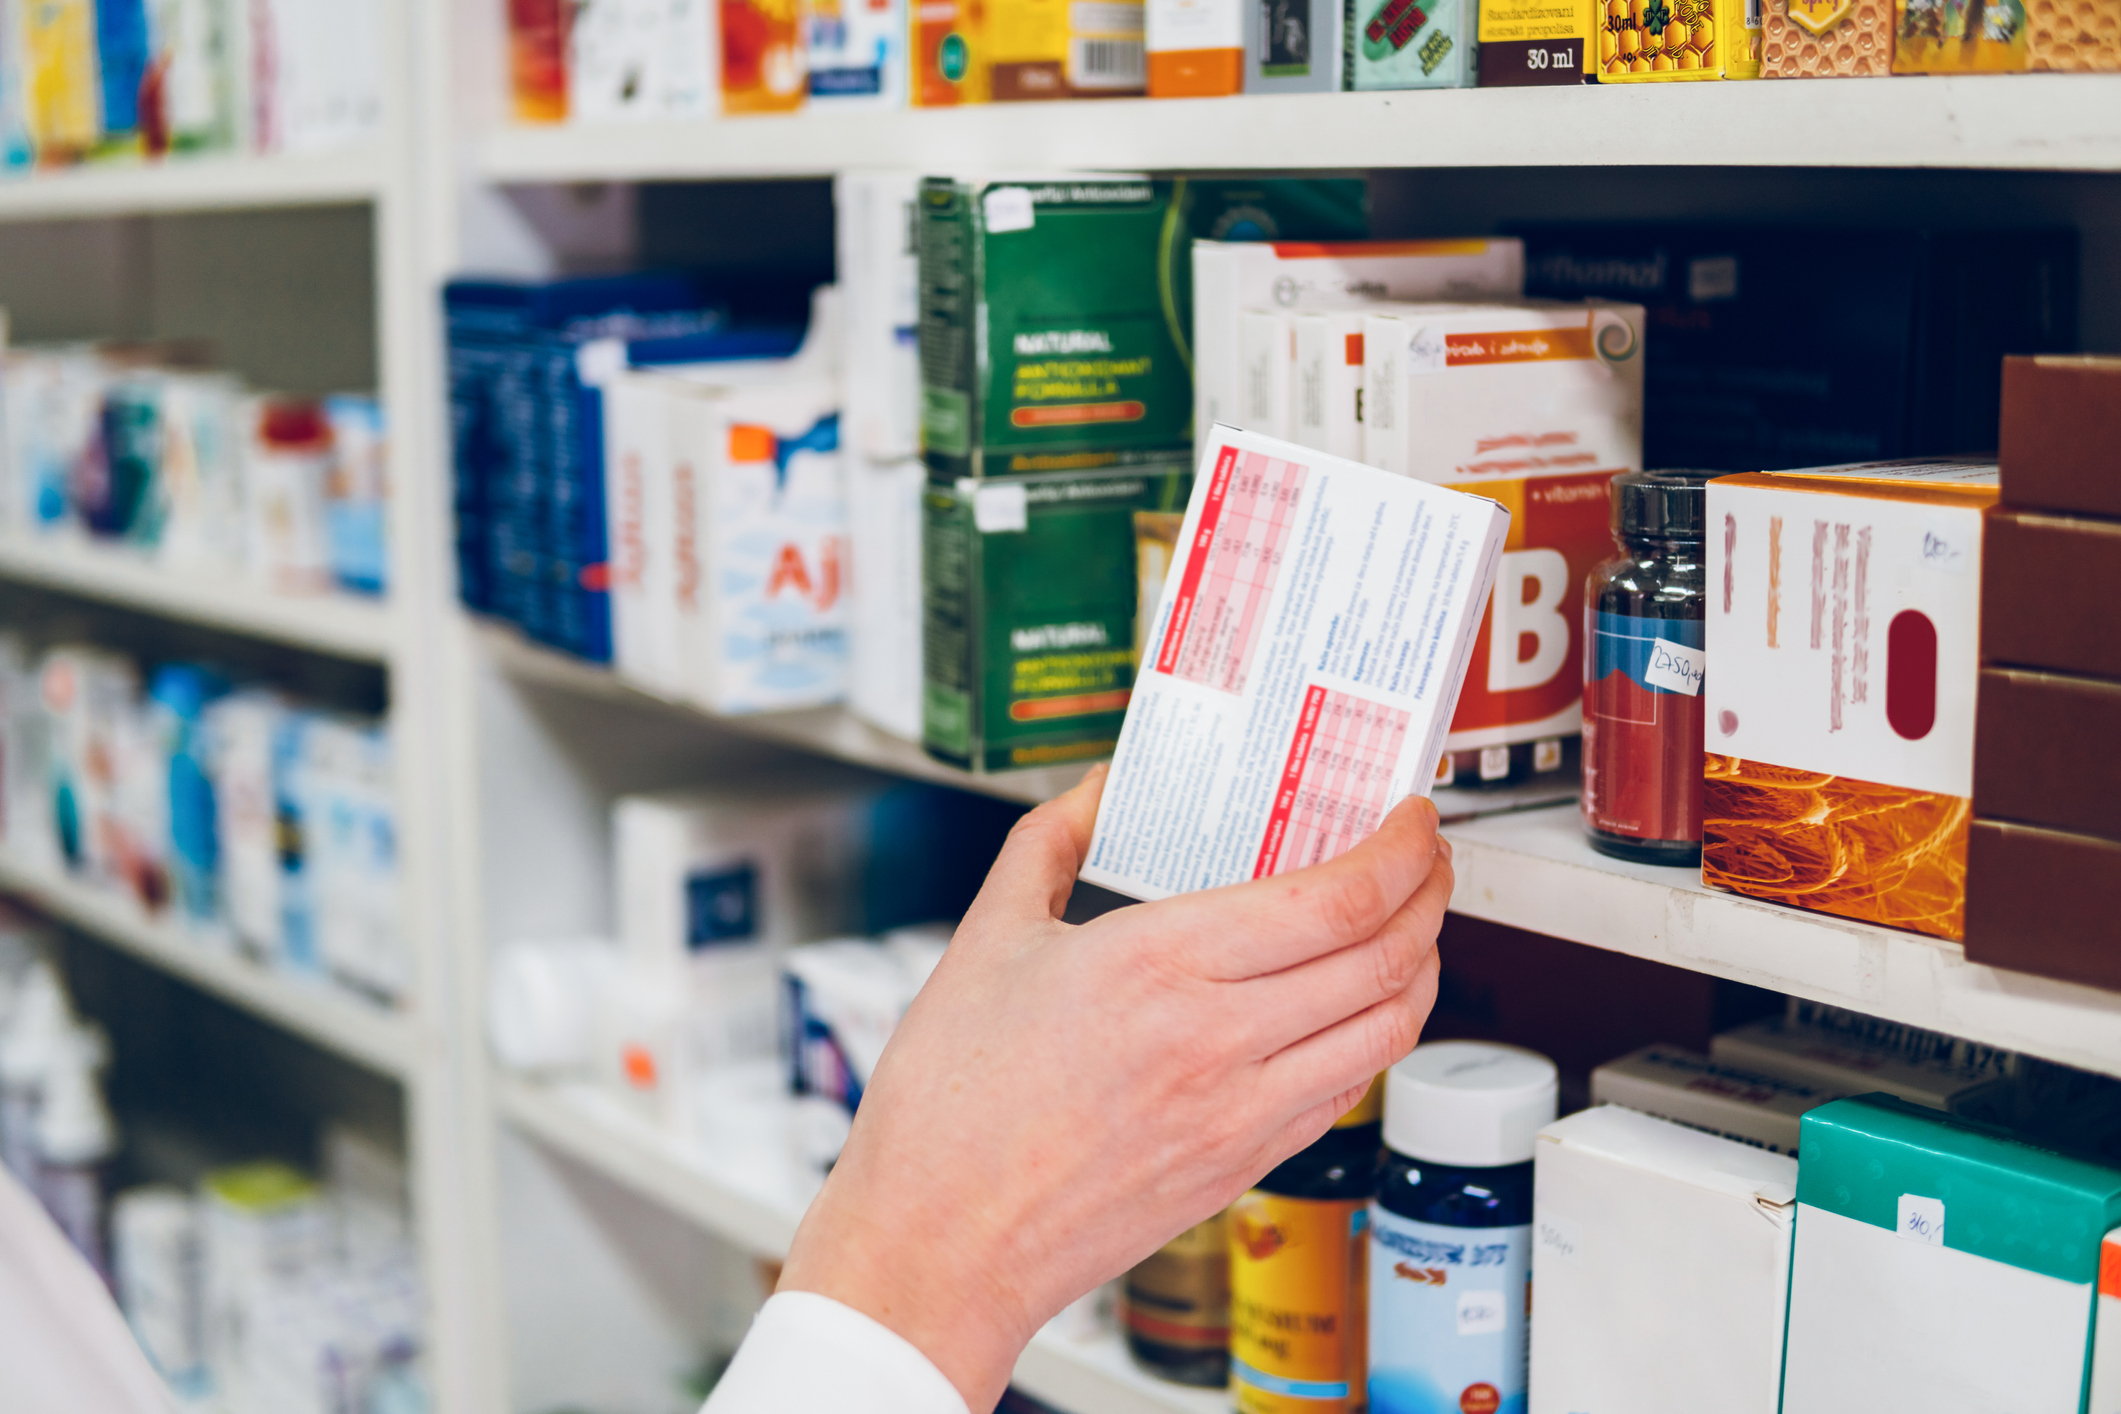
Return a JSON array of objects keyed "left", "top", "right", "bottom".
[{"left": 1436, "top": 834, "right": 1453, "bottom": 862}]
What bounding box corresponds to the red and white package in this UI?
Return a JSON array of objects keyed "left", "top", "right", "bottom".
[{"left": 1082, "top": 425, "right": 1508, "bottom": 901}]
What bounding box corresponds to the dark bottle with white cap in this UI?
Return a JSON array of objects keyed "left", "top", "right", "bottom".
[{"left": 1367, "top": 1042, "right": 1558, "bottom": 1414}]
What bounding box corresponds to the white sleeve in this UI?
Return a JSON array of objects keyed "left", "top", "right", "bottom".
[
  {"left": 702, "top": 1291, "right": 973, "bottom": 1414},
  {"left": 0, "top": 1165, "right": 174, "bottom": 1413}
]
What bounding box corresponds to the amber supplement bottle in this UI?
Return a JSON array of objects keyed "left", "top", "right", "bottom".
[
  {"left": 1122, "top": 1210, "right": 1231, "bottom": 1386},
  {"left": 1581, "top": 469, "right": 1712, "bottom": 865},
  {"left": 1228, "top": 1076, "right": 1382, "bottom": 1414}
]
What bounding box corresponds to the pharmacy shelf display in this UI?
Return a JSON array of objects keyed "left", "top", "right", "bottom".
[
  {"left": 480, "top": 75, "right": 2121, "bottom": 184},
  {"left": 0, "top": 147, "right": 385, "bottom": 223},
  {"left": 496, "top": 1076, "right": 1229, "bottom": 1414},
  {"left": 0, "top": 536, "right": 397, "bottom": 663},
  {"left": 0, "top": 851, "right": 415, "bottom": 1078}
]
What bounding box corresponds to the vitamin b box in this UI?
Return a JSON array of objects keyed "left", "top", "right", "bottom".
[
  {"left": 1530, "top": 1106, "right": 1796, "bottom": 1414},
  {"left": 1703, "top": 459, "right": 1997, "bottom": 941},
  {"left": 1192, "top": 238, "right": 1525, "bottom": 448},
  {"left": 1592, "top": 0, "right": 1763, "bottom": 77},
  {"left": 1082, "top": 426, "right": 1507, "bottom": 900},
  {"left": 1362, "top": 301, "right": 1645, "bottom": 759},
  {"left": 989, "top": 0, "right": 1148, "bottom": 97},
  {"left": 1783, "top": 1095, "right": 2121, "bottom": 1414},
  {"left": 923, "top": 466, "right": 1189, "bottom": 772}
]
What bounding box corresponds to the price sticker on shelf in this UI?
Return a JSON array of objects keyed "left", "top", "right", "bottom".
[{"left": 1897, "top": 1194, "right": 1945, "bottom": 1247}]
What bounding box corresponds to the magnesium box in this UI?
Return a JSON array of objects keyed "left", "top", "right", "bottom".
[
  {"left": 1591, "top": 0, "right": 1762, "bottom": 77},
  {"left": 923, "top": 466, "right": 1189, "bottom": 772},
  {"left": 1710, "top": 1014, "right": 2016, "bottom": 1121},
  {"left": 1982, "top": 508, "right": 2121, "bottom": 680},
  {"left": 1351, "top": 0, "right": 1478, "bottom": 86},
  {"left": 1243, "top": 0, "right": 1346, "bottom": 88},
  {"left": 1519, "top": 226, "right": 2079, "bottom": 473},
  {"left": 2000, "top": 356, "right": 2121, "bottom": 518},
  {"left": 1192, "top": 238, "right": 1525, "bottom": 449},
  {"left": 1148, "top": 0, "right": 1245, "bottom": 91},
  {"left": 1590, "top": 1044, "right": 1836, "bottom": 1155},
  {"left": 1762, "top": 0, "right": 1894, "bottom": 73},
  {"left": 1703, "top": 460, "right": 1998, "bottom": 941},
  {"left": 1081, "top": 425, "right": 1507, "bottom": 900},
  {"left": 1529, "top": 1105, "right": 1795, "bottom": 1414},
  {"left": 989, "top": 0, "right": 1147, "bottom": 97},
  {"left": 1973, "top": 668, "right": 2121, "bottom": 842},
  {"left": 1964, "top": 818, "right": 2121, "bottom": 992},
  {"left": 1782, "top": 1095, "right": 2121, "bottom": 1414},
  {"left": 1478, "top": 0, "right": 1596, "bottom": 79},
  {"left": 1363, "top": 301, "right": 1645, "bottom": 757}
]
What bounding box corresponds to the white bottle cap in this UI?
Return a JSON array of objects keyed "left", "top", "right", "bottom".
[{"left": 1383, "top": 1041, "right": 1558, "bottom": 1168}]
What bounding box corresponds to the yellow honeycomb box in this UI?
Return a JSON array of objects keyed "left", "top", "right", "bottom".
[{"left": 1591, "top": 0, "right": 1764, "bottom": 75}]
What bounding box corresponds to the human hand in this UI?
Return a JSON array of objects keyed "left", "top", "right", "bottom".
[{"left": 777, "top": 764, "right": 1453, "bottom": 1411}]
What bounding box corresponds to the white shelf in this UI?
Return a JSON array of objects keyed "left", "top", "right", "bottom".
[
  {"left": 0, "top": 146, "right": 383, "bottom": 222},
  {"left": 496, "top": 1076, "right": 1228, "bottom": 1414},
  {"left": 482, "top": 75, "right": 2121, "bottom": 182},
  {"left": 1442, "top": 805, "right": 2121, "bottom": 1081},
  {"left": 0, "top": 851, "right": 415, "bottom": 1079},
  {"left": 0, "top": 535, "right": 396, "bottom": 662}
]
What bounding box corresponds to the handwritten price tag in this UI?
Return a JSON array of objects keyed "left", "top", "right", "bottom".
[
  {"left": 1644, "top": 637, "right": 1706, "bottom": 696},
  {"left": 1898, "top": 1194, "right": 1946, "bottom": 1247}
]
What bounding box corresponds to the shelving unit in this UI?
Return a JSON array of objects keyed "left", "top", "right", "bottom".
[
  {"left": 3, "top": 0, "right": 2115, "bottom": 1410},
  {"left": 0, "top": 535, "right": 397, "bottom": 662}
]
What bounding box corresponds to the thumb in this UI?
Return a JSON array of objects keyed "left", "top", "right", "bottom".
[{"left": 965, "top": 763, "right": 1109, "bottom": 928}]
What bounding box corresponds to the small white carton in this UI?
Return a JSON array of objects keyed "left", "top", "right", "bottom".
[
  {"left": 1191, "top": 238, "right": 1524, "bottom": 448},
  {"left": 1237, "top": 309, "right": 1294, "bottom": 441},
  {"left": 1082, "top": 425, "right": 1507, "bottom": 900},
  {"left": 1590, "top": 1043, "right": 1837, "bottom": 1156},
  {"left": 1530, "top": 1105, "right": 1795, "bottom": 1414},
  {"left": 2091, "top": 1229, "right": 2121, "bottom": 1414},
  {"left": 1291, "top": 308, "right": 1367, "bottom": 461}
]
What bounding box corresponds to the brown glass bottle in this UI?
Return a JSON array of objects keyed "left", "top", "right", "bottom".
[{"left": 1122, "top": 1210, "right": 1231, "bottom": 1386}]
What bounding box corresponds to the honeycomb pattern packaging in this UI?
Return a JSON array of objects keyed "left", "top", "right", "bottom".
[
  {"left": 1763, "top": 0, "right": 1893, "bottom": 72},
  {"left": 2027, "top": 0, "right": 2121, "bottom": 67},
  {"left": 1596, "top": 0, "right": 1764, "bottom": 76},
  {"left": 1892, "top": 0, "right": 2029, "bottom": 69}
]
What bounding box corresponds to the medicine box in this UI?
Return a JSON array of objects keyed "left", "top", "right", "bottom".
[
  {"left": 1350, "top": 0, "right": 1478, "bottom": 87},
  {"left": 806, "top": 0, "right": 907, "bottom": 103},
  {"left": 1243, "top": 0, "right": 1345, "bottom": 88},
  {"left": 1362, "top": 300, "right": 1645, "bottom": 758},
  {"left": 989, "top": 0, "right": 1148, "bottom": 97},
  {"left": 1147, "top": 0, "right": 1245, "bottom": 92},
  {"left": 923, "top": 465, "right": 1188, "bottom": 772},
  {"left": 2000, "top": 356, "right": 2121, "bottom": 517},
  {"left": 1964, "top": 818, "right": 2121, "bottom": 993},
  {"left": 2094, "top": 1230, "right": 2121, "bottom": 1414},
  {"left": 1702, "top": 460, "right": 1997, "bottom": 941},
  {"left": 1782, "top": 1094, "right": 2121, "bottom": 1414},
  {"left": 1192, "top": 238, "right": 1525, "bottom": 449},
  {"left": 912, "top": 0, "right": 992, "bottom": 101},
  {"left": 1982, "top": 509, "right": 2121, "bottom": 681},
  {"left": 1710, "top": 1014, "right": 2016, "bottom": 1122},
  {"left": 1590, "top": 1044, "right": 1835, "bottom": 1155},
  {"left": 1973, "top": 668, "right": 2121, "bottom": 842},
  {"left": 1761, "top": 0, "right": 1894, "bottom": 74},
  {"left": 1890, "top": 0, "right": 2028, "bottom": 70},
  {"left": 1082, "top": 425, "right": 1508, "bottom": 900},
  {"left": 1477, "top": 0, "right": 1596, "bottom": 79},
  {"left": 721, "top": 0, "right": 809, "bottom": 111},
  {"left": 1591, "top": 0, "right": 1762, "bottom": 77},
  {"left": 1529, "top": 1105, "right": 1795, "bottom": 1414}
]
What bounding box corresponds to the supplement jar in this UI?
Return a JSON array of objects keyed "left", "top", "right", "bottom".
[{"left": 1581, "top": 468, "right": 1713, "bottom": 865}]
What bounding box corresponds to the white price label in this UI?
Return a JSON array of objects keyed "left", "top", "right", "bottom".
[
  {"left": 982, "top": 187, "right": 1035, "bottom": 234},
  {"left": 1644, "top": 637, "right": 1706, "bottom": 696},
  {"left": 1898, "top": 1193, "right": 1946, "bottom": 1247},
  {"left": 974, "top": 483, "right": 1029, "bottom": 533},
  {"left": 1456, "top": 1289, "right": 1506, "bottom": 1337}
]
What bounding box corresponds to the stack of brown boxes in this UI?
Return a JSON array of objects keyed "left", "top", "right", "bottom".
[{"left": 1965, "top": 356, "right": 2121, "bottom": 990}]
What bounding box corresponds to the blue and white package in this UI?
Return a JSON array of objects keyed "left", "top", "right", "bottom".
[
  {"left": 805, "top": 0, "right": 907, "bottom": 104},
  {"left": 324, "top": 395, "right": 389, "bottom": 596}
]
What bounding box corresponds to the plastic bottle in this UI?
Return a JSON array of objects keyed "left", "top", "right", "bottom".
[
  {"left": 1580, "top": 469, "right": 1712, "bottom": 865},
  {"left": 0, "top": 961, "right": 72, "bottom": 1184},
  {"left": 1122, "top": 1209, "right": 1230, "bottom": 1387},
  {"left": 1367, "top": 1042, "right": 1557, "bottom": 1414},
  {"left": 1229, "top": 1076, "right": 1382, "bottom": 1414},
  {"left": 35, "top": 1022, "right": 115, "bottom": 1279}
]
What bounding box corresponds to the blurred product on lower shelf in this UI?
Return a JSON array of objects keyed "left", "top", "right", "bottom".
[
  {"left": 1780, "top": 1094, "right": 2121, "bottom": 1413},
  {"left": 0, "top": 924, "right": 115, "bottom": 1278},
  {"left": 1519, "top": 226, "right": 2078, "bottom": 474},
  {"left": 1590, "top": 1043, "right": 1831, "bottom": 1155},
  {"left": 923, "top": 465, "right": 1188, "bottom": 773},
  {"left": 1702, "top": 459, "right": 1997, "bottom": 942},
  {"left": 1370, "top": 1043, "right": 1554, "bottom": 1414},
  {"left": 786, "top": 928, "right": 948, "bottom": 1113},
  {"left": 1529, "top": 1105, "right": 1795, "bottom": 1414},
  {"left": 1122, "top": 1210, "right": 1230, "bottom": 1387},
  {"left": 1082, "top": 427, "right": 1507, "bottom": 899},
  {"left": 0, "top": 631, "right": 406, "bottom": 1005},
  {"left": 1229, "top": 1077, "right": 1379, "bottom": 1414},
  {"left": 1709, "top": 1011, "right": 2016, "bottom": 1122},
  {"left": 486, "top": 936, "right": 622, "bottom": 1076},
  {"left": 0, "top": 335, "right": 390, "bottom": 597}
]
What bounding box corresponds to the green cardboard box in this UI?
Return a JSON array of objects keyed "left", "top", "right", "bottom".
[
  {"left": 923, "top": 466, "right": 1188, "bottom": 772},
  {"left": 916, "top": 175, "right": 1365, "bottom": 480}
]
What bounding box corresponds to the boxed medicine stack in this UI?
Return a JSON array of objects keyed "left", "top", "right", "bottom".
[{"left": 1963, "top": 356, "right": 2121, "bottom": 991}]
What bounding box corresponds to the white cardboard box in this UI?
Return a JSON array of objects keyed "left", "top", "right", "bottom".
[
  {"left": 1590, "top": 1043, "right": 1837, "bottom": 1156},
  {"left": 1191, "top": 239, "right": 1523, "bottom": 449},
  {"left": 1082, "top": 424, "right": 1507, "bottom": 900},
  {"left": 2091, "top": 1229, "right": 2121, "bottom": 1414},
  {"left": 1530, "top": 1105, "right": 1795, "bottom": 1414}
]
